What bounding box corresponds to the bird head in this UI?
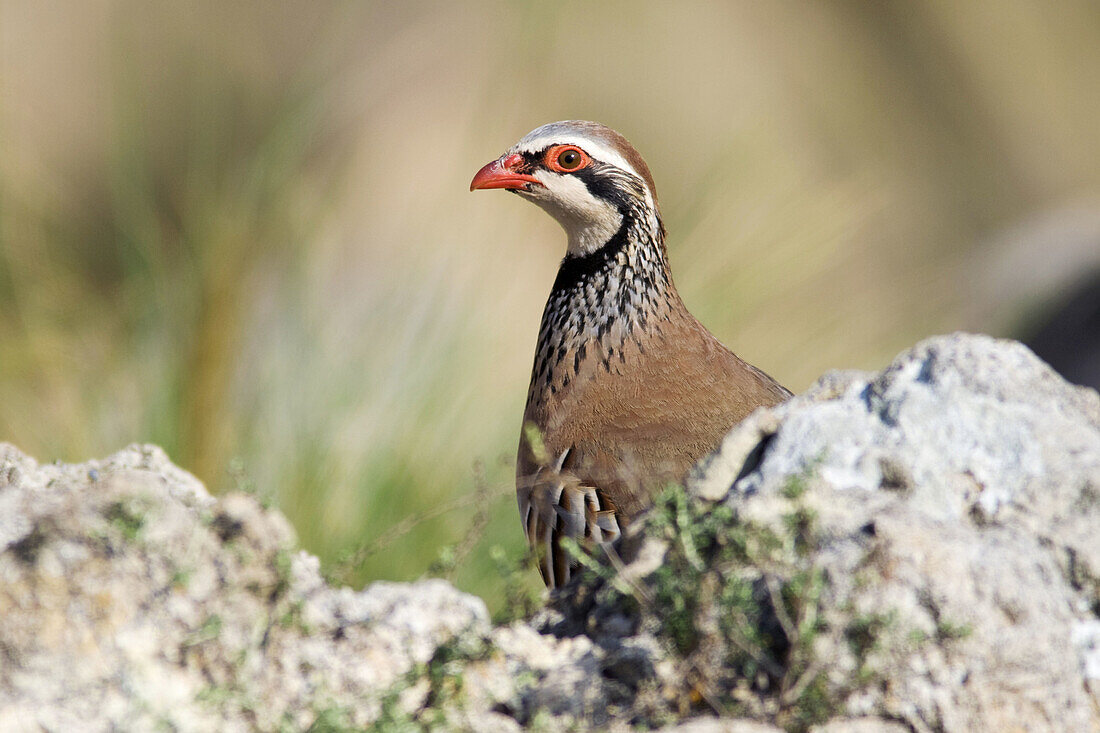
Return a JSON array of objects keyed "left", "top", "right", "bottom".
[{"left": 471, "top": 121, "right": 660, "bottom": 256}]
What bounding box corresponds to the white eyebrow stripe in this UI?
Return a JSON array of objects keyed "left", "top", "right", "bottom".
[{"left": 510, "top": 133, "right": 640, "bottom": 181}]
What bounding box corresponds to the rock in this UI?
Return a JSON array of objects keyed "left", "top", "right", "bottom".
[
  {"left": 0, "top": 443, "right": 645, "bottom": 731},
  {"left": 659, "top": 719, "right": 784, "bottom": 733},
  {"left": 657, "top": 334, "right": 1099, "bottom": 731},
  {"left": 0, "top": 444, "right": 493, "bottom": 730},
  {"left": 0, "top": 445, "right": 480, "bottom": 730},
  {"left": 1, "top": 333, "right": 1098, "bottom": 731},
  {"left": 810, "top": 721, "right": 909, "bottom": 733}
]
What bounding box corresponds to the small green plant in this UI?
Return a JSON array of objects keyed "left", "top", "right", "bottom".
[
  {"left": 556, "top": 465, "right": 839, "bottom": 731},
  {"left": 844, "top": 609, "right": 896, "bottom": 688},
  {"left": 226, "top": 457, "right": 276, "bottom": 510},
  {"left": 489, "top": 544, "right": 542, "bottom": 624}
]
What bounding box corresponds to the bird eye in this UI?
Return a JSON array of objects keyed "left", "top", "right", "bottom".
[{"left": 547, "top": 145, "right": 588, "bottom": 173}]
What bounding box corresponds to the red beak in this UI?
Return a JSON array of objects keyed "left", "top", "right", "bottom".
[{"left": 470, "top": 154, "right": 541, "bottom": 191}]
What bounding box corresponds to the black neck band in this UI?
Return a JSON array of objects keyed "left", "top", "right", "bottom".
[{"left": 550, "top": 221, "right": 631, "bottom": 296}]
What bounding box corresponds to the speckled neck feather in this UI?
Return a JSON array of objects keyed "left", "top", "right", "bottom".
[{"left": 527, "top": 203, "right": 677, "bottom": 406}]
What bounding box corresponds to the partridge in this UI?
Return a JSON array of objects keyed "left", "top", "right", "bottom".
[{"left": 471, "top": 121, "right": 791, "bottom": 588}]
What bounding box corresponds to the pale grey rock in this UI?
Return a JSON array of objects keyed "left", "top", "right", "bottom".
[
  {"left": 0, "top": 443, "right": 659, "bottom": 731},
  {"left": 810, "top": 720, "right": 909, "bottom": 733},
  {"left": 659, "top": 719, "right": 783, "bottom": 733},
  {"left": 686, "top": 333, "right": 1100, "bottom": 732},
  {"left": 0, "top": 444, "right": 496, "bottom": 731},
  {"left": 2, "top": 333, "right": 1097, "bottom": 732},
  {"left": 492, "top": 624, "right": 605, "bottom": 717},
  {"left": 0, "top": 442, "right": 210, "bottom": 556}
]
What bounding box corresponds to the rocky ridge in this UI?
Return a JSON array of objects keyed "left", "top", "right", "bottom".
[{"left": 0, "top": 333, "right": 1097, "bottom": 731}]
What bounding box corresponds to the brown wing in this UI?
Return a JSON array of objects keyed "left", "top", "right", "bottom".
[{"left": 516, "top": 447, "right": 622, "bottom": 589}]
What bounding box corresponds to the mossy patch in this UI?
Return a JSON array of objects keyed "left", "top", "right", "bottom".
[{"left": 105, "top": 497, "right": 148, "bottom": 542}]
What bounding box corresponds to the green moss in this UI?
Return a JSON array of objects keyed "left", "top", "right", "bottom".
[
  {"left": 168, "top": 566, "right": 192, "bottom": 589},
  {"left": 105, "top": 499, "right": 147, "bottom": 541},
  {"left": 187, "top": 614, "right": 223, "bottom": 646},
  {"left": 276, "top": 599, "right": 310, "bottom": 632},
  {"left": 272, "top": 548, "right": 294, "bottom": 599},
  {"left": 194, "top": 683, "right": 234, "bottom": 707},
  {"left": 843, "top": 609, "right": 896, "bottom": 691},
  {"left": 355, "top": 636, "right": 500, "bottom": 731},
  {"left": 359, "top": 668, "right": 427, "bottom": 733},
  {"left": 780, "top": 472, "right": 809, "bottom": 501},
  {"left": 306, "top": 705, "right": 360, "bottom": 733},
  {"left": 935, "top": 619, "right": 972, "bottom": 642},
  {"left": 845, "top": 611, "right": 895, "bottom": 661}
]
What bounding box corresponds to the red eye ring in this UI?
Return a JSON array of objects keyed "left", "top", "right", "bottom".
[{"left": 546, "top": 145, "right": 589, "bottom": 173}]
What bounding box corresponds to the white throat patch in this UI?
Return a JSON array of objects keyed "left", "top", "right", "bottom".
[{"left": 526, "top": 172, "right": 622, "bottom": 256}]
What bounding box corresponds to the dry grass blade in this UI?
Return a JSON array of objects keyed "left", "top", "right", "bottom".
[
  {"left": 764, "top": 572, "right": 798, "bottom": 644},
  {"left": 327, "top": 477, "right": 513, "bottom": 586}
]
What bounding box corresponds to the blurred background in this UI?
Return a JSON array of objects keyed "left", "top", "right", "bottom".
[{"left": 2, "top": 1, "right": 1099, "bottom": 609}]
